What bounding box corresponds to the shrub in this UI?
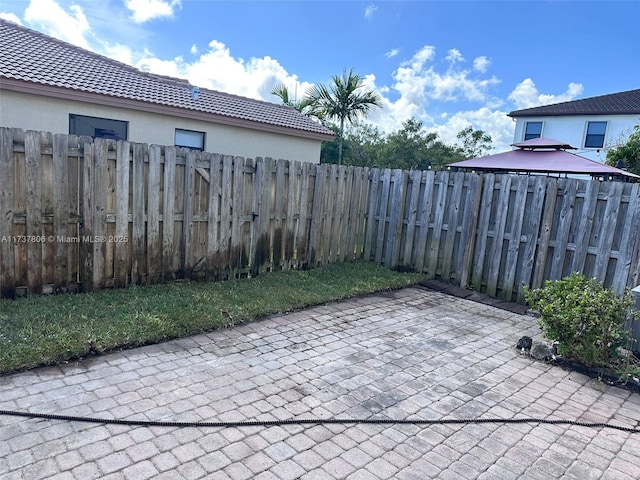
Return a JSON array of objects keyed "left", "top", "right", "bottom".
[{"left": 525, "top": 273, "right": 635, "bottom": 368}]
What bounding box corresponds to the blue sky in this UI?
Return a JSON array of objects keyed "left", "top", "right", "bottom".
[{"left": 1, "top": 0, "right": 639, "bottom": 152}]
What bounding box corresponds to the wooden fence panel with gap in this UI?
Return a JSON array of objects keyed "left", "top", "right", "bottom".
[{"left": 1, "top": 127, "right": 639, "bottom": 303}]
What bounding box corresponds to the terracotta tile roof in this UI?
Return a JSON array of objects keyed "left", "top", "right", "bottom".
[
  {"left": 508, "top": 88, "right": 640, "bottom": 117},
  {"left": 0, "top": 19, "right": 334, "bottom": 139}
]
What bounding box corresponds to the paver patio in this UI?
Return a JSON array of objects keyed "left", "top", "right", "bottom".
[{"left": 1, "top": 286, "right": 639, "bottom": 479}]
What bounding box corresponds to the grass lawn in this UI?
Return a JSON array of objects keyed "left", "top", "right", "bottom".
[{"left": 0, "top": 261, "right": 426, "bottom": 374}]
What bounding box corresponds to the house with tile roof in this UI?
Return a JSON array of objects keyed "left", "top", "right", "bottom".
[
  {"left": 508, "top": 89, "right": 640, "bottom": 165},
  {"left": 0, "top": 19, "right": 334, "bottom": 163}
]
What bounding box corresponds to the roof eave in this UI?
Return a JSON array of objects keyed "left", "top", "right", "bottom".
[
  {"left": 0, "top": 78, "right": 336, "bottom": 142},
  {"left": 508, "top": 110, "right": 640, "bottom": 118}
]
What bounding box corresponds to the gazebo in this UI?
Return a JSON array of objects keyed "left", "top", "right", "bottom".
[{"left": 449, "top": 137, "right": 640, "bottom": 181}]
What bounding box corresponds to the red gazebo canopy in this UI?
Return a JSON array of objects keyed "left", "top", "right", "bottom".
[{"left": 449, "top": 137, "right": 639, "bottom": 180}]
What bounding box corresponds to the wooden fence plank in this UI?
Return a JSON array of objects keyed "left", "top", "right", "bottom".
[
  {"left": 611, "top": 183, "right": 640, "bottom": 292},
  {"left": 440, "top": 171, "right": 464, "bottom": 282},
  {"left": 24, "top": 130, "right": 43, "bottom": 294},
  {"left": 296, "top": 161, "right": 311, "bottom": 266},
  {"left": 273, "top": 159, "right": 286, "bottom": 269},
  {"left": 205, "top": 153, "right": 218, "bottom": 276},
  {"left": 337, "top": 166, "right": 352, "bottom": 263},
  {"left": 323, "top": 165, "right": 338, "bottom": 265},
  {"left": 11, "top": 129, "right": 26, "bottom": 292},
  {"left": 52, "top": 133, "right": 69, "bottom": 292},
  {"left": 486, "top": 175, "right": 511, "bottom": 297},
  {"left": 628, "top": 193, "right": 640, "bottom": 289},
  {"left": 375, "top": 169, "right": 392, "bottom": 264},
  {"left": 548, "top": 179, "right": 578, "bottom": 281},
  {"left": 310, "top": 164, "right": 326, "bottom": 266},
  {"left": 515, "top": 176, "right": 546, "bottom": 303},
  {"left": 414, "top": 170, "right": 435, "bottom": 274},
  {"left": 254, "top": 157, "right": 272, "bottom": 274},
  {"left": 131, "top": 143, "right": 146, "bottom": 284},
  {"left": 426, "top": 171, "right": 449, "bottom": 278},
  {"left": 114, "top": 141, "right": 130, "bottom": 288},
  {"left": 363, "top": 168, "right": 380, "bottom": 261},
  {"left": 459, "top": 173, "right": 483, "bottom": 289},
  {"left": 402, "top": 170, "right": 421, "bottom": 267},
  {"left": 0, "top": 128, "right": 15, "bottom": 297},
  {"left": 501, "top": 175, "right": 529, "bottom": 300},
  {"left": 182, "top": 149, "right": 195, "bottom": 275},
  {"left": 322, "top": 164, "right": 333, "bottom": 265},
  {"left": 162, "top": 146, "right": 176, "bottom": 279},
  {"left": 67, "top": 134, "right": 81, "bottom": 290},
  {"left": 285, "top": 160, "right": 299, "bottom": 268},
  {"left": 80, "top": 139, "right": 94, "bottom": 292},
  {"left": 570, "top": 180, "right": 600, "bottom": 275},
  {"left": 386, "top": 169, "right": 406, "bottom": 268},
  {"left": 91, "top": 138, "right": 108, "bottom": 290},
  {"left": 593, "top": 181, "right": 623, "bottom": 283},
  {"left": 249, "top": 158, "right": 261, "bottom": 275},
  {"left": 531, "top": 179, "right": 558, "bottom": 290},
  {"left": 232, "top": 156, "right": 245, "bottom": 274},
  {"left": 353, "top": 167, "right": 370, "bottom": 260},
  {"left": 346, "top": 166, "right": 358, "bottom": 260},
  {"left": 219, "top": 155, "right": 233, "bottom": 275},
  {"left": 470, "top": 174, "right": 495, "bottom": 291},
  {"left": 147, "top": 145, "right": 162, "bottom": 284}
]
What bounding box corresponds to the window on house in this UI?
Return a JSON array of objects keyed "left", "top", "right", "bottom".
[
  {"left": 524, "top": 121, "right": 543, "bottom": 140},
  {"left": 175, "top": 129, "right": 205, "bottom": 150},
  {"left": 584, "top": 121, "right": 607, "bottom": 148},
  {"left": 69, "top": 114, "right": 128, "bottom": 140}
]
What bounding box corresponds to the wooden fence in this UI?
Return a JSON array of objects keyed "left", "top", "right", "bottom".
[
  {"left": 363, "top": 169, "right": 640, "bottom": 302},
  {"left": 1, "top": 128, "right": 639, "bottom": 302}
]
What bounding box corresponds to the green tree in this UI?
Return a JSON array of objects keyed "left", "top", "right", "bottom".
[
  {"left": 377, "top": 118, "right": 465, "bottom": 170},
  {"left": 606, "top": 125, "right": 640, "bottom": 176},
  {"left": 341, "top": 121, "right": 383, "bottom": 167},
  {"left": 306, "top": 69, "right": 382, "bottom": 165},
  {"left": 456, "top": 126, "right": 493, "bottom": 159},
  {"left": 270, "top": 83, "right": 316, "bottom": 116}
]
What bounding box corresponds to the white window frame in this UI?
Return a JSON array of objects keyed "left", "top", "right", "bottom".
[
  {"left": 523, "top": 121, "right": 543, "bottom": 141},
  {"left": 175, "top": 128, "right": 205, "bottom": 150},
  {"left": 584, "top": 121, "right": 607, "bottom": 149}
]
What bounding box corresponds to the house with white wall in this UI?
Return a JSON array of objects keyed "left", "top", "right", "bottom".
[
  {"left": 508, "top": 89, "right": 640, "bottom": 165},
  {"left": 0, "top": 19, "right": 334, "bottom": 163}
]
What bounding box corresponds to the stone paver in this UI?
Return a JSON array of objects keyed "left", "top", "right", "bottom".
[{"left": 1, "top": 287, "right": 639, "bottom": 479}]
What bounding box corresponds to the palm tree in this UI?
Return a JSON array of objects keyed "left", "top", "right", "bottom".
[
  {"left": 271, "top": 83, "right": 316, "bottom": 116},
  {"left": 306, "top": 69, "right": 382, "bottom": 164}
]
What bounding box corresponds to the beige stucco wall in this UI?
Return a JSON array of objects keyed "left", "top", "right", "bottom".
[{"left": 0, "top": 90, "right": 322, "bottom": 163}]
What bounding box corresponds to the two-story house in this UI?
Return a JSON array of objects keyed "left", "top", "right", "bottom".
[{"left": 508, "top": 89, "right": 640, "bottom": 165}]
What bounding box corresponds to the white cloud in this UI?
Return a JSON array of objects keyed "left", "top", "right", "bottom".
[
  {"left": 129, "top": 39, "right": 313, "bottom": 104},
  {"left": 385, "top": 48, "right": 400, "bottom": 59},
  {"left": 357, "top": 46, "right": 511, "bottom": 154},
  {"left": 508, "top": 78, "right": 584, "bottom": 109},
  {"left": 125, "top": 0, "right": 181, "bottom": 23},
  {"left": 393, "top": 46, "right": 499, "bottom": 107},
  {"left": 445, "top": 48, "right": 464, "bottom": 64},
  {"left": 431, "top": 108, "right": 515, "bottom": 153},
  {"left": 407, "top": 45, "right": 436, "bottom": 70},
  {"left": 101, "top": 42, "right": 138, "bottom": 65},
  {"left": 24, "top": 0, "right": 90, "bottom": 48},
  {"left": 190, "top": 44, "right": 198, "bottom": 55},
  {"left": 364, "top": 4, "right": 377, "bottom": 19},
  {"left": 473, "top": 56, "right": 490, "bottom": 73},
  {"left": 0, "top": 12, "right": 22, "bottom": 24}
]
